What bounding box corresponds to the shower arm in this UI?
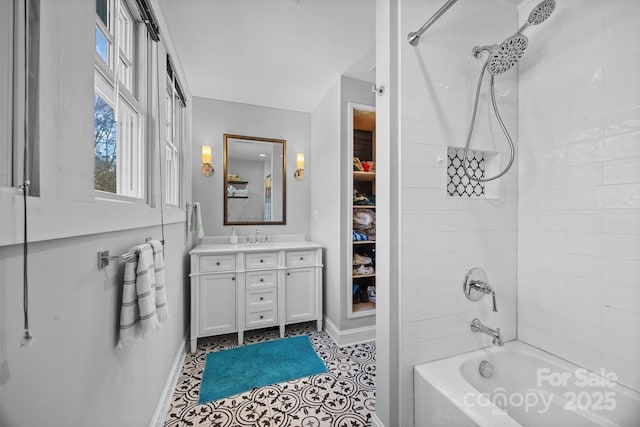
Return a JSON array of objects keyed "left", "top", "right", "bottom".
[
  {"left": 472, "top": 44, "right": 498, "bottom": 58},
  {"left": 408, "top": 0, "right": 460, "bottom": 46}
]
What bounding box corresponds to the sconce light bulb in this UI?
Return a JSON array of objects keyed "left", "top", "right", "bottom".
[
  {"left": 202, "top": 145, "right": 212, "bottom": 164},
  {"left": 201, "top": 145, "right": 214, "bottom": 176}
]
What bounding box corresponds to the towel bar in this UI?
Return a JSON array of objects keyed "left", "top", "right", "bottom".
[
  {"left": 97, "top": 237, "right": 156, "bottom": 269},
  {"left": 97, "top": 250, "right": 137, "bottom": 269}
]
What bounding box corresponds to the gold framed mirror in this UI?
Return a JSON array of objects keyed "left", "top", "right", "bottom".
[{"left": 223, "top": 134, "right": 286, "bottom": 225}]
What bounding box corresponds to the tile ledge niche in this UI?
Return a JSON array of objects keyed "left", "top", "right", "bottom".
[{"left": 446, "top": 145, "right": 504, "bottom": 200}]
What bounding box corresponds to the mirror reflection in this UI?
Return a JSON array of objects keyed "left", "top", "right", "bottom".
[{"left": 223, "top": 134, "right": 286, "bottom": 225}]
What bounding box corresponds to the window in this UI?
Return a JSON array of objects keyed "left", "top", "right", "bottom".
[
  {"left": 164, "top": 82, "right": 178, "bottom": 206},
  {"left": 94, "top": 0, "right": 145, "bottom": 199},
  {"left": 165, "top": 58, "right": 186, "bottom": 206}
]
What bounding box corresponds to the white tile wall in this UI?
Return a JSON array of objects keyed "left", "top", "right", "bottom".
[
  {"left": 399, "top": 0, "right": 519, "bottom": 422},
  {"left": 398, "top": 0, "right": 640, "bottom": 424},
  {"left": 517, "top": 0, "right": 640, "bottom": 393},
  {"left": 397, "top": 1, "right": 640, "bottom": 424}
]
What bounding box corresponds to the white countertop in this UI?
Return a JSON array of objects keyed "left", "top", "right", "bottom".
[{"left": 189, "top": 240, "right": 323, "bottom": 255}]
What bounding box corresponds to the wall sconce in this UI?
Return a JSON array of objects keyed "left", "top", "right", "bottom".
[
  {"left": 294, "top": 153, "right": 304, "bottom": 181},
  {"left": 201, "top": 145, "right": 214, "bottom": 177}
]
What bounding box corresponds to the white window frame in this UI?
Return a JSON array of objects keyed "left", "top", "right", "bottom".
[
  {"left": 94, "top": 0, "right": 147, "bottom": 201},
  {"left": 1, "top": 0, "right": 39, "bottom": 196},
  {"left": 164, "top": 77, "right": 184, "bottom": 207},
  {"left": 0, "top": 0, "right": 14, "bottom": 189}
]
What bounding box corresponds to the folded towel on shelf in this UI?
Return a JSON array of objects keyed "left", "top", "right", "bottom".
[
  {"left": 190, "top": 202, "right": 205, "bottom": 239},
  {"left": 354, "top": 209, "right": 376, "bottom": 227},
  {"left": 352, "top": 230, "right": 368, "bottom": 241},
  {"left": 118, "top": 243, "right": 160, "bottom": 348},
  {"left": 149, "top": 240, "right": 169, "bottom": 322}
]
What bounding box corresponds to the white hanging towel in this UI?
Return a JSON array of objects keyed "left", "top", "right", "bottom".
[
  {"left": 118, "top": 243, "right": 160, "bottom": 348},
  {"left": 149, "top": 239, "right": 169, "bottom": 322},
  {"left": 190, "top": 202, "right": 205, "bottom": 239}
]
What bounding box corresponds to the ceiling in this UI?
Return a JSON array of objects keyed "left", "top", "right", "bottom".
[
  {"left": 158, "top": 0, "right": 376, "bottom": 113},
  {"left": 157, "top": 0, "right": 529, "bottom": 113}
]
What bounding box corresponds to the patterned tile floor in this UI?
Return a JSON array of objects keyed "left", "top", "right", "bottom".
[{"left": 164, "top": 323, "right": 376, "bottom": 427}]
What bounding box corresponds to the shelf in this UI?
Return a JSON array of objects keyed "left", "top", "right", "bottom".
[
  {"left": 227, "top": 195, "right": 248, "bottom": 199},
  {"left": 349, "top": 106, "right": 376, "bottom": 320},
  {"left": 353, "top": 273, "right": 376, "bottom": 279},
  {"left": 352, "top": 302, "right": 376, "bottom": 314},
  {"left": 228, "top": 180, "right": 248, "bottom": 185},
  {"left": 353, "top": 171, "right": 376, "bottom": 181}
]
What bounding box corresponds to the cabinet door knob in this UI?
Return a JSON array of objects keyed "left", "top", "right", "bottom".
[
  {"left": 300, "top": 257, "right": 304, "bottom": 260},
  {"left": 216, "top": 262, "right": 220, "bottom": 266},
  {"left": 260, "top": 278, "right": 264, "bottom": 282},
  {"left": 260, "top": 259, "right": 264, "bottom": 263},
  {"left": 231, "top": 277, "right": 235, "bottom": 281},
  {"left": 260, "top": 315, "right": 264, "bottom": 319},
  {"left": 287, "top": 272, "right": 290, "bottom": 276},
  {"left": 260, "top": 297, "right": 264, "bottom": 301}
]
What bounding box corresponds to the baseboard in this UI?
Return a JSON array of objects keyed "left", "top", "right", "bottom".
[
  {"left": 150, "top": 333, "right": 187, "bottom": 427},
  {"left": 324, "top": 317, "right": 376, "bottom": 347},
  {"left": 370, "top": 413, "right": 385, "bottom": 427}
]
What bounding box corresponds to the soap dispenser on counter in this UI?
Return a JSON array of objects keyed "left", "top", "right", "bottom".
[{"left": 229, "top": 227, "right": 238, "bottom": 244}]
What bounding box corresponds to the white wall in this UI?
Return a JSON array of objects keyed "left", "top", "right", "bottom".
[
  {"left": 398, "top": 0, "right": 519, "bottom": 423},
  {"left": 0, "top": 1, "right": 193, "bottom": 425},
  {"left": 310, "top": 80, "right": 342, "bottom": 329},
  {"left": 372, "top": 0, "right": 401, "bottom": 423},
  {"left": 517, "top": 0, "right": 640, "bottom": 392},
  {"left": 0, "top": 225, "right": 189, "bottom": 427},
  {"left": 191, "top": 97, "right": 311, "bottom": 238},
  {"left": 310, "top": 76, "right": 376, "bottom": 341}
]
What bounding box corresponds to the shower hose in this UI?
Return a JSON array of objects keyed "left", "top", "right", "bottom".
[{"left": 462, "top": 61, "right": 515, "bottom": 183}]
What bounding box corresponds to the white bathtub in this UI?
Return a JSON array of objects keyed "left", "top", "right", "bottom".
[{"left": 414, "top": 341, "right": 640, "bottom": 427}]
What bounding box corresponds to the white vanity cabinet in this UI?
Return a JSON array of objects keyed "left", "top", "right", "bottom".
[
  {"left": 285, "top": 250, "right": 321, "bottom": 324},
  {"left": 198, "top": 272, "right": 236, "bottom": 336},
  {"left": 189, "top": 240, "right": 323, "bottom": 353}
]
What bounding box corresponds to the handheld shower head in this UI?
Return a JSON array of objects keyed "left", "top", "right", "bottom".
[
  {"left": 527, "top": 0, "right": 556, "bottom": 25},
  {"left": 487, "top": 34, "right": 528, "bottom": 75},
  {"left": 517, "top": 0, "right": 556, "bottom": 34}
]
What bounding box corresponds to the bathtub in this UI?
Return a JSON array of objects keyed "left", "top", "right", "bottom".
[{"left": 414, "top": 341, "right": 640, "bottom": 427}]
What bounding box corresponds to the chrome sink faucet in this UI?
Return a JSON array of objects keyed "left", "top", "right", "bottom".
[{"left": 471, "top": 318, "right": 503, "bottom": 346}]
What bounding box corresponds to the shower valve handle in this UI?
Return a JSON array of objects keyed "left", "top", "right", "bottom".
[
  {"left": 463, "top": 268, "right": 498, "bottom": 312},
  {"left": 470, "top": 281, "right": 497, "bottom": 312}
]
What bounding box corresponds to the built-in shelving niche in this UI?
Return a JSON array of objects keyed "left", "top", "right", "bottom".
[
  {"left": 446, "top": 146, "right": 502, "bottom": 199},
  {"left": 349, "top": 103, "right": 376, "bottom": 319}
]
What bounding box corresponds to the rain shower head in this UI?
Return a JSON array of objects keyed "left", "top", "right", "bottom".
[
  {"left": 463, "top": 0, "right": 557, "bottom": 183},
  {"left": 527, "top": 0, "right": 556, "bottom": 25},
  {"left": 487, "top": 34, "right": 528, "bottom": 75},
  {"left": 473, "top": 0, "right": 555, "bottom": 74}
]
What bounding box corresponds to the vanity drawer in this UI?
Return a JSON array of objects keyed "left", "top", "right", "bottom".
[
  {"left": 246, "top": 270, "right": 277, "bottom": 290},
  {"left": 286, "top": 250, "right": 315, "bottom": 267},
  {"left": 200, "top": 255, "right": 236, "bottom": 273},
  {"left": 246, "top": 308, "right": 277, "bottom": 328},
  {"left": 246, "top": 288, "right": 277, "bottom": 309},
  {"left": 245, "top": 252, "right": 278, "bottom": 269}
]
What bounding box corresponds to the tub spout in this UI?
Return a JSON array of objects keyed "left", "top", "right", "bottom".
[{"left": 471, "top": 318, "right": 503, "bottom": 346}]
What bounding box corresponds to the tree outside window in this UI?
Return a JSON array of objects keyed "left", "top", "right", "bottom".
[{"left": 94, "top": 94, "right": 117, "bottom": 193}]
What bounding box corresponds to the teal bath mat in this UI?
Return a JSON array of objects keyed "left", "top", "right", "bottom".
[{"left": 198, "top": 335, "right": 327, "bottom": 403}]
